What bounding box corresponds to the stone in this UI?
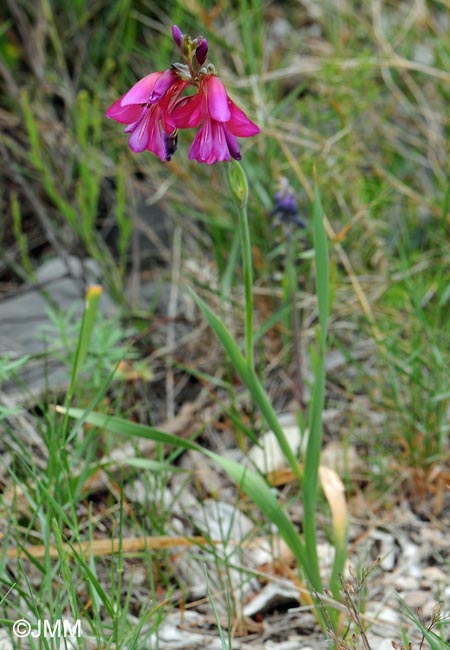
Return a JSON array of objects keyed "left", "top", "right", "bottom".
[{"left": 0, "top": 256, "right": 115, "bottom": 404}]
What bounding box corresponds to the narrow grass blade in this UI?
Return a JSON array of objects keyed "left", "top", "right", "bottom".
[
  {"left": 188, "top": 288, "right": 303, "bottom": 484},
  {"left": 71, "top": 285, "right": 103, "bottom": 384},
  {"left": 313, "top": 187, "right": 330, "bottom": 354},
  {"left": 62, "top": 407, "right": 309, "bottom": 582},
  {"left": 204, "top": 452, "right": 306, "bottom": 569},
  {"left": 205, "top": 565, "right": 231, "bottom": 650},
  {"left": 60, "top": 407, "right": 201, "bottom": 450},
  {"left": 302, "top": 186, "right": 330, "bottom": 596},
  {"left": 399, "top": 599, "right": 447, "bottom": 650}
]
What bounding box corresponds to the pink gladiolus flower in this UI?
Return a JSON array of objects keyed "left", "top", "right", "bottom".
[
  {"left": 106, "top": 26, "right": 260, "bottom": 164},
  {"left": 169, "top": 74, "right": 260, "bottom": 164},
  {"left": 106, "top": 70, "right": 188, "bottom": 161}
]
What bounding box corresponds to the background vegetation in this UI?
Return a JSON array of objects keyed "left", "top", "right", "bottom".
[{"left": 0, "top": 0, "right": 449, "bottom": 648}]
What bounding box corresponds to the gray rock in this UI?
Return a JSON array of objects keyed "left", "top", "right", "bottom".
[{"left": 0, "top": 256, "right": 116, "bottom": 404}]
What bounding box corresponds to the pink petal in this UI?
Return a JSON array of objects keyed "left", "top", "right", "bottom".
[
  {"left": 151, "top": 69, "right": 179, "bottom": 102},
  {"left": 125, "top": 104, "right": 166, "bottom": 160},
  {"left": 160, "top": 79, "right": 191, "bottom": 131},
  {"left": 189, "top": 119, "right": 231, "bottom": 164},
  {"left": 211, "top": 122, "right": 231, "bottom": 162},
  {"left": 227, "top": 100, "right": 260, "bottom": 136},
  {"left": 169, "top": 95, "right": 203, "bottom": 129},
  {"left": 146, "top": 120, "right": 167, "bottom": 161},
  {"left": 205, "top": 76, "right": 231, "bottom": 123},
  {"left": 120, "top": 71, "right": 165, "bottom": 107},
  {"left": 189, "top": 122, "right": 212, "bottom": 163},
  {"left": 127, "top": 110, "right": 152, "bottom": 152},
  {"left": 106, "top": 97, "right": 143, "bottom": 124}
]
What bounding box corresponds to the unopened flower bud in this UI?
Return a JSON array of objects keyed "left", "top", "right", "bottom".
[
  {"left": 227, "top": 160, "right": 248, "bottom": 208},
  {"left": 172, "top": 25, "right": 183, "bottom": 48},
  {"left": 195, "top": 38, "right": 208, "bottom": 65}
]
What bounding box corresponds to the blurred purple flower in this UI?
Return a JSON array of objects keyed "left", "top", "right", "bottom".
[{"left": 271, "top": 178, "right": 305, "bottom": 228}]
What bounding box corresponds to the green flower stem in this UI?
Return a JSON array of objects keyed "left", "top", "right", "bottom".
[
  {"left": 240, "top": 201, "right": 254, "bottom": 368},
  {"left": 226, "top": 160, "right": 254, "bottom": 370}
]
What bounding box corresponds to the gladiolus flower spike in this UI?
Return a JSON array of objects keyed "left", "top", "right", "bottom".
[{"left": 106, "top": 25, "right": 260, "bottom": 164}]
